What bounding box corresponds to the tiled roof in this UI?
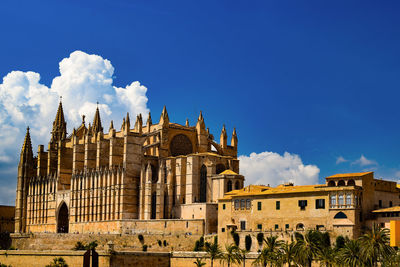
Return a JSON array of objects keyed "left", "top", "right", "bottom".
[
  {"left": 372, "top": 206, "right": 400, "bottom": 213},
  {"left": 326, "top": 172, "right": 373, "bottom": 178},
  {"left": 220, "top": 169, "right": 238, "bottom": 175}
]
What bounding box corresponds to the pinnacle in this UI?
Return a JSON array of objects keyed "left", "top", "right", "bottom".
[{"left": 92, "top": 104, "right": 103, "bottom": 134}]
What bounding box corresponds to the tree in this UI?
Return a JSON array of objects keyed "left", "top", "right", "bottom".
[
  {"left": 280, "top": 241, "right": 296, "bottom": 267},
  {"left": 253, "top": 247, "right": 269, "bottom": 267},
  {"left": 245, "top": 235, "right": 252, "bottom": 251},
  {"left": 293, "top": 231, "right": 321, "bottom": 267},
  {"left": 336, "top": 239, "right": 364, "bottom": 267},
  {"left": 222, "top": 244, "right": 241, "bottom": 267},
  {"left": 205, "top": 239, "right": 223, "bottom": 267},
  {"left": 359, "top": 224, "right": 394, "bottom": 267},
  {"left": 45, "top": 257, "right": 68, "bottom": 267},
  {"left": 264, "top": 235, "right": 283, "bottom": 265},
  {"left": 193, "top": 258, "right": 206, "bottom": 267},
  {"left": 317, "top": 246, "right": 335, "bottom": 267},
  {"left": 238, "top": 248, "right": 249, "bottom": 267}
]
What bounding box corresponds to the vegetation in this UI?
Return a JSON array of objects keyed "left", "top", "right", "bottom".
[
  {"left": 231, "top": 231, "right": 240, "bottom": 246},
  {"left": 256, "top": 232, "right": 264, "bottom": 244},
  {"left": 193, "top": 257, "right": 206, "bottom": 267},
  {"left": 204, "top": 237, "right": 223, "bottom": 267},
  {"left": 221, "top": 244, "right": 241, "bottom": 267},
  {"left": 0, "top": 263, "right": 11, "bottom": 267},
  {"left": 194, "top": 236, "right": 205, "bottom": 251},
  {"left": 142, "top": 244, "right": 148, "bottom": 251},
  {"left": 245, "top": 235, "right": 252, "bottom": 251},
  {"left": 73, "top": 240, "right": 98, "bottom": 251},
  {"left": 45, "top": 257, "right": 68, "bottom": 267}
]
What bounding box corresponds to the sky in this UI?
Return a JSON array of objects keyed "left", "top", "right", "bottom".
[{"left": 1, "top": 0, "right": 400, "bottom": 205}]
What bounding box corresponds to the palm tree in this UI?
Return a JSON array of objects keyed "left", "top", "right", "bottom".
[
  {"left": 359, "top": 224, "right": 394, "bottom": 266},
  {"left": 253, "top": 247, "right": 269, "bottom": 267},
  {"left": 222, "top": 244, "right": 241, "bottom": 267},
  {"left": 205, "top": 241, "right": 223, "bottom": 267},
  {"left": 45, "top": 257, "right": 68, "bottom": 267},
  {"left": 262, "top": 235, "right": 283, "bottom": 266},
  {"left": 293, "top": 231, "right": 321, "bottom": 267},
  {"left": 317, "top": 246, "right": 335, "bottom": 267},
  {"left": 280, "top": 241, "right": 296, "bottom": 267},
  {"left": 336, "top": 239, "right": 364, "bottom": 267},
  {"left": 239, "top": 248, "right": 249, "bottom": 267},
  {"left": 193, "top": 257, "right": 206, "bottom": 267}
]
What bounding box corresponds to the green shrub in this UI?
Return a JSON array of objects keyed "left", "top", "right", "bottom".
[
  {"left": 158, "top": 240, "right": 162, "bottom": 246},
  {"left": 163, "top": 240, "right": 167, "bottom": 247},
  {"left": 0, "top": 263, "right": 12, "bottom": 267},
  {"left": 199, "top": 236, "right": 204, "bottom": 247},
  {"left": 73, "top": 240, "right": 98, "bottom": 251},
  {"left": 194, "top": 240, "right": 201, "bottom": 251},
  {"left": 245, "top": 235, "right": 252, "bottom": 251},
  {"left": 335, "top": 235, "right": 345, "bottom": 250},
  {"left": 142, "top": 244, "right": 148, "bottom": 251},
  {"left": 73, "top": 241, "right": 86, "bottom": 250},
  {"left": 45, "top": 257, "right": 68, "bottom": 267},
  {"left": 256, "top": 232, "right": 264, "bottom": 244}
]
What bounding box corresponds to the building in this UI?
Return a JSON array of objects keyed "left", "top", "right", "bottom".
[
  {"left": 14, "top": 101, "right": 244, "bottom": 235},
  {"left": 218, "top": 172, "right": 400, "bottom": 249}
]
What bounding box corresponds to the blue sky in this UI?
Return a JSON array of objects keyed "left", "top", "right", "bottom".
[{"left": 1, "top": 0, "right": 400, "bottom": 204}]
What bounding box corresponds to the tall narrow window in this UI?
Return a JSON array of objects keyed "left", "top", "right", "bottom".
[
  {"left": 234, "top": 199, "right": 239, "bottom": 209},
  {"left": 240, "top": 221, "right": 246, "bottom": 230},
  {"left": 276, "top": 201, "right": 280, "bottom": 210},
  {"left": 200, "top": 165, "right": 207, "bottom": 202},
  {"left": 346, "top": 193, "right": 352, "bottom": 206},
  {"left": 240, "top": 199, "right": 245, "bottom": 209},
  {"left": 316, "top": 199, "right": 325, "bottom": 209},
  {"left": 257, "top": 201, "right": 262, "bottom": 211},
  {"left": 227, "top": 180, "right": 232, "bottom": 192},
  {"left": 379, "top": 200, "right": 382, "bottom": 208},
  {"left": 338, "top": 193, "right": 344, "bottom": 206},
  {"left": 246, "top": 199, "right": 251, "bottom": 209}
]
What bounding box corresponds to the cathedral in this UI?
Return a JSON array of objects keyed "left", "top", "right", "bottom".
[{"left": 15, "top": 101, "right": 244, "bottom": 235}]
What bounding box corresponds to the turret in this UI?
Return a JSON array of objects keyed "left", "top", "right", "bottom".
[
  {"left": 185, "top": 118, "right": 189, "bottom": 127},
  {"left": 15, "top": 127, "right": 35, "bottom": 233},
  {"left": 91, "top": 104, "right": 103, "bottom": 135},
  {"left": 146, "top": 112, "right": 152, "bottom": 132},
  {"left": 51, "top": 99, "right": 67, "bottom": 143},
  {"left": 231, "top": 128, "right": 238, "bottom": 149},
  {"left": 220, "top": 125, "right": 227, "bottom": 148}
]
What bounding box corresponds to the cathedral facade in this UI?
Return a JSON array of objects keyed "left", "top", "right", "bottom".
[{"left": 15, "top": 102, "right": 244, "bottom": 235}]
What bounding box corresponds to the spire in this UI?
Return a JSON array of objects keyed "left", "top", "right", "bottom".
[
  {"left": 220, "top": 124, "right": 227, "bottom": 148},
  {"left": 185, "top": 118, "right": 189, "bottom": 127},
  {"left": 121, "top": 118, "right": 126, "bottom": 131},
  {"left": 51, "top": 99, "right": 67, "bottom": 142},
  {"left": 196, "top": 111, "right": 205, "bottom": 130},
  {"left": 92, "top": 103, "right": 103, "bottom": 135},
  {"left": 231, "top": 127, "right": 238, "bottom": 148},
  {"left": 109, "top": 120, "right": 114, "bottom": 131},
  {"left": 125, "top": 112, "right": 130, "bottom": 130},
  {"left": 135, "top": 114, "right": 143, "bottom": 133},
  {"left": 147, "top": 111, "right": 152, "bottom": 126},
  {"left": 21, "top": 127, "right": 33, "bottom": 160},
  {"left": 159, "top": 106, "right": 169, "bottom": 126}
]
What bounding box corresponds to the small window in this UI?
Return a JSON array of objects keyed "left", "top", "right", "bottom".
[
  {"left": 240, "top": 199, "right": 246, "bottom": 209},
  {"left": 296, "top": 223, "right": 304, "bottom": 231},
  {"left": 315, "top": 199, "right": 325, "bottom": 209},
  {"left": 285, "top": 224, "right": 289, "bottom": 229},
  {"left": 223, "top": 204, "right": 226, "bottom": 210},
  {"left": 390, "top": 201, "right": 393, "bottom": 207},
  {"left": 379, "top": 200, "right": 382, "bottom": 208},
  {"left": 299, "top": 200, "right": 307, "bottom": 210},
  {"left": 221, "top": 228, "right": 225, "bottom": 232},
  {"left": 186, "top": 222, "right": 188, "bottom": 228},
  {"left": 234, "top": 200, "right": 240, "bottom": 209},
  {"left": 380, "top": 223, "right": 385, "bottom": 228},
  {"left": 257, "top": 201, "right": 262, "bottom": 210},
  {"left": 346, "top": 193, "right": 352, "bottom": 205},
  {"left": 246, "top": 199, "right": 251, "bottom": 210},
  {"left": 331, "top": 194, "right": 336, "bottom": 206},
  {"left": 276, "top": 201, "right": 280, "bottom": 210},
  {"left": 240, "top": 221, "right": 246, "bottom": 230},
  {"left": 257, "top": 224, "right": 262, "bottom": 230},
  {"left": 275, "top": 224, "right": 279, "bottom": 230}
]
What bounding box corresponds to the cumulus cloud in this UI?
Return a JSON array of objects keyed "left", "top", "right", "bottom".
[
  {"left": 239, "top": 151, "right": 320, "bottom": 187},
  {"left": 0, "top": 51, "right": 150, "bottom": 204},
  {"left": 336, "top": 156, "right": 348, "bottom": 164},
  {"left": 0, "top": 50, "right": 149, "bottom": 163},
  {"left": 352, "top": 155, "right": 377, "bottom": 167}
]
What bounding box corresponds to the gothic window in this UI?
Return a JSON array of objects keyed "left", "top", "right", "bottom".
[
  {"left": 334, "top": 212, "right": 348, "bottom": 219},
  {"left": 151, "top": 164, "right": 158, "bottom": 183},
  {"left": 170, "top": 134, "right": 193, "bottom": 156},
  {"left": 151, "top": 192, "right": 157, "bottom": 219},
  {"left": 199, "top": 165, "right": 207, "bottom": 202},
  {"left": 235, "top": 181, "right": 240, "bottom": 190},
  {"left": 227, "top": 180, "right": 232, "bottom": 192},
  {"left": 57, "top": 202, "right": 69, "bottom": 233},
  {"left": 216, "top": 164, "right": 226, "bottom": 174}
]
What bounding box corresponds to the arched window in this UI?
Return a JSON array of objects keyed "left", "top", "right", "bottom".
[
  {"left": 338, "top": 180, "right": 345, "bottom": 186},
  {"left": 57, "top": 202, "right": 69, "bottom": 233},
  {"left": 235, "top": 181, "right": 240, "bottom": 190},
  {"left": 200, "top": 165, "right": 207, "bottom": 202},
  {"left": 151, "top": 192, "right": 157, "bottom": 219},
  {"left": 216, "top": 164, "right": 226, "bottom": 174},
  {"left": 328, "top": 180, "right": 335, "bottom": 187},
  {"left": 227, "top": 180, "right": 232, "bottom": 192},
  {"left": 334, "top": 212, "right": 348, "bottom": 219},
  {"left": 347, "top": 179, "right": 355, "bottom": 186},
  {"left": 151, "top": 164, "right": 158, "bottom": 183},
  {"left": 296, "top": 223, "right": 304, "bottom": 231},
  {"left": 170, "top": 134, "right": 193, "bottom": 156}
]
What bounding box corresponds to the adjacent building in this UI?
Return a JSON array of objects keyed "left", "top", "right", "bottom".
[{"left": 218, "top": 172, "right": 400, "bottom": 249}]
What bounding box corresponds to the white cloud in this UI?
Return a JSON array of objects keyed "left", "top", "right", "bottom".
[
  {"left": 0, "top": 50, "right": 150, "bottom": 166},
  {"left": 239, "top": 151, "right": 320, "bottom": 187},
  {"left": 336, "top": 156, "right": 348, "bottom": 164},
  {"left": 352, "top": 155, "right": 377, "bottom": 167}
]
